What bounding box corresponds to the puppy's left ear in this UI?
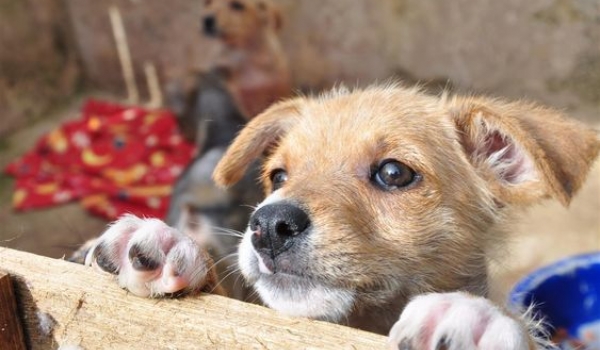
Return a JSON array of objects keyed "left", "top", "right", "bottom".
[
  {"left": 448, "top": 96, "right": 600, "bottom": 206},
  {"left": 213, "top": 98, "right": 301, "bottom": 187}
]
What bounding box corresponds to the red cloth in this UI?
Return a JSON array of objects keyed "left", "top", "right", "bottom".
[{"left": 5, "top": 99, "right": 196, "bottom": 220}]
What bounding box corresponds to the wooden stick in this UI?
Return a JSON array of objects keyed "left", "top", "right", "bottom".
[
  {"left": 109, "top": 5, "right": 139, "bottom": 105},
  {"left": 0, "top": 248, "right": 387, "bottom": 349},
  {"left": 144, "top": 61, "right": 163, "bottom": 108},
  {"left": 0, "top": 272, "right": 27, "bottom": 350}
]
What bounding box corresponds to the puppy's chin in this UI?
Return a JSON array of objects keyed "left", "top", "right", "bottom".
[
  {"left": 238, "top": 233, "right": 355, "bottom": 322},
  {"left": 255, "top": 276, "right": 355, "bottom": 322}
]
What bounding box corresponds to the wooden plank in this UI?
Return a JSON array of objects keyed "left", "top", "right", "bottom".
[
  {"left": 0, "top": 272, "right": 27, "bottom": 350},
  {"left": 0, "top": 247, "right": 387, "bottom": 349}
]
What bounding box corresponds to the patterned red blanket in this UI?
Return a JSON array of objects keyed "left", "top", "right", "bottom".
[{"left": 5, "top": 100, "right": 195, "bottom": 220}]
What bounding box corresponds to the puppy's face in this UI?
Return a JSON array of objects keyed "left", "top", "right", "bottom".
[
  {"left": 213, "top": 86, "right": 600, "bottom": 331},
  {"left": 201, "top": 0, "right": 282, "bottom": 47},
  {"left": 238, "top": 90, "right": 496, "bottom": 323}
]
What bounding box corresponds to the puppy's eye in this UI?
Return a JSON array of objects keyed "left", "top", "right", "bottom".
[
  {"left": 372, "top": 159, "right": 417, "bottom": 190},
  {"left": 270, "top": 169, "right": 288, "bottom": 191},
  {"left": 230, "top": 1, "right": 245, "bottom": 11}
]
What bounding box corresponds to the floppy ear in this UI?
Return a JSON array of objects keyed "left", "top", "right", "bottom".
[
  {"left": 257, "top": 2, "right": 283, "bottom": 32},
  {"left": 448, "top": 96, "right": 600, "bottom": 206},
  {"left": 212, "top": 99, "right": 301, "bottom": 187}
]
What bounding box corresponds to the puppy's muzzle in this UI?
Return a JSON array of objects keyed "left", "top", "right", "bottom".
[
  {"left": 250, "top": 203, "right": 311, "bottom": 258},
  {"left": 202, "top": 16, "right": 218, "bottom": 36}
]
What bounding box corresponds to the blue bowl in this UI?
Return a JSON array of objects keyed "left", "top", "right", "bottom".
[{"left": 509, "top": 252, "right": 600, "bottom": 347}]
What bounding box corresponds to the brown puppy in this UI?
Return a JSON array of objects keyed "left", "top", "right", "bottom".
[
  {"left": 212, "top": 84, "right": 599, "bottom": 348},
  {"left": 201, "top": 0, "right": 291, "bottom": 118},
  {"left": 86, "top": 85, "right": 599, "bottom": 349}
]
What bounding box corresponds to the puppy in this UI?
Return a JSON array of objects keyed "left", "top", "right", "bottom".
[
  {"left": 201, "top": 0, "right": 291, "bottom": 119},
  {"left": 86, "top": 85, "right": 600, "bottom": 349}
]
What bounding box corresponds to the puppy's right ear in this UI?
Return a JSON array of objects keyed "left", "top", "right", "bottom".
[
  {"left": 213, "top": 99, "right": 301, "bottom": 187},
  {"left": 448, "top": 96, "right": 600, "bottom": 206}
]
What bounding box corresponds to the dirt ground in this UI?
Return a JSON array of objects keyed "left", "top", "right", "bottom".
[{"left": 0, "top": 95, "right": 598, "bottom": 304}]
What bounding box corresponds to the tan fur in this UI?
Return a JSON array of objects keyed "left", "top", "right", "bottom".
[
  {"left": 202, "top": 0, "right": 291, "bottom": 118},
  {"left": 448, "top": 96, "right": 600, "bottom": 206},
  {"left": 213, "top": 84, "right": 600, "bottom": 336}
]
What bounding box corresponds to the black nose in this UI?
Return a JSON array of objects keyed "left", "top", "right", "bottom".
[
  {"left": 250, "top": 203, "right": 311, "bottom": 258},
  {"left": 202, "top": 16, "right": 217, "bottom": 36}
]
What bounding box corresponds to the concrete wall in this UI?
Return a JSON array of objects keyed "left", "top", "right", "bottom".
[
  {"left": 0, "top": 0, "right": 81, "bottom": 136},
  {"left": 64, "top": 0, "right": 600, "bottom": 121},
  {"left": 65, "top": 0, "right": 216, "bottom": 95},
  {"left": 278, "top": 0, "right": 600, "bottom": 122},
  {"left": 2, "top": 0, "right": 599, "bottom": 135}
]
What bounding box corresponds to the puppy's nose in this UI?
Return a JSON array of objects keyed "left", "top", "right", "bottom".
[
  {"left": 202, "top": 16, "right": 217, "bottom": 36},
  {"left": 250, "top": 203, "right": 310, "bottom": 258}
]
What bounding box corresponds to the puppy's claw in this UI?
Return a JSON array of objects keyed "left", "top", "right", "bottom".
[
  {"left": 92, "top": 243, "right": 119, "bottom": 275},
  {"left": 435, "top": 336, "right": 450, "bottom": 350},
  {"left": 397, "top": 339, "right": 413, "bottom": 350},
  {"left": 128, "top": 244, "right": 161, "bottom": 271}
]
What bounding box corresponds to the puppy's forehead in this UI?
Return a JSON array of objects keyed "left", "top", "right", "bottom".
[{"left": 277, "top": 88, "right": 454, "bottom": 170}]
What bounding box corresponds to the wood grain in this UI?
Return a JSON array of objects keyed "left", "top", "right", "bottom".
[
  {"left": 0, "top": 247, "right": 387, "bottom": 349},
  {"left": 0, "top": 271, "right": 27, "bottom": 350}
]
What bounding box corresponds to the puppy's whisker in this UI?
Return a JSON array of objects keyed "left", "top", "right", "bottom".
[
  {"left": 213, "top": 252, "right": 239, "bottom": 267},
  {"left": 1, "top": 229, "right": 25, "bottom": 244},
  {"left": 209, "top": 266, "right": 243, "bottom": 294},
  {"left": 219, "top": 266, "right": 242, "bottom": 284},
  {"left": 211, "top": 225, "right": 243, "bottom": 233},
  {"left": 209, "top": 226, "right": 244, "bottom": 238},
  {"left": 207, "top": 231, "right": 244, "bottom": 239},
  {"left": 233, "top": 269, "right": 246, "bottom": 287},
  {"left": 186, "top": 265, "right": 216, "bottom": 294},
  {"left": 247, "top": 289, "right": 261, "bottom": 304},
  {"left": 224, "top": 259, "right": 244, "bottom": 273},
  {"left": 240, "top": 204, "right": 258, "bottom": 211}
]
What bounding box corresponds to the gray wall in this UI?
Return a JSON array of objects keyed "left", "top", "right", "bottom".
[
  {"left": 2, "top": 0, "right": 598, "bottom": 136},
  {"left": 0, "top": 0, "right": 80, "bottom": 136}
]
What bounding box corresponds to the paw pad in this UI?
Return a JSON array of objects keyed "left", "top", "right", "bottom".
[
  {"left": 85, "top": 214, "right": 213, "bottom": 297},
  {"left": 388, "top": 292, "right": 530, "bottom": 350}
]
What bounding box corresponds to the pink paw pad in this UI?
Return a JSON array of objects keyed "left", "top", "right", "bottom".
[
  {"left": 388, "top": 292, "right": 531, "bottom": 350},
  {"left": 85, "top": 214, "right": 211, "bottom": 297}
]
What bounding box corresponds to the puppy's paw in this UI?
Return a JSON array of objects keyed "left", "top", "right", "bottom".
[
  {"left": 85, "top": 214, "right": 218, "bottom": 297},
  {"left": 388, "top": 292, "right": 535, "bottom": 350}
]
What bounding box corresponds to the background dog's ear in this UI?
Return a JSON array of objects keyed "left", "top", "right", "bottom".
[
  {"left": 213, "top": 99, "right": 300, "bottom": 187},
  {"left": 448, "top": 96, "right": 600, "bottom": 206},
  {"left": 257, "top": 1, "right": 283, "bottom": 32},
  {"left": 271, "top": 5, "right": 283, "bottom": 32}
]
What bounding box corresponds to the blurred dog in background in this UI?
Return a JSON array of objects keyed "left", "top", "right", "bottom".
[
  {"left": 169, "top": 0, "right": 291, "bottom": 142},
  {"left": 165, "top": 72, "right": 262, "bottom": 300},
  {"left": 163, "top": 0, "right": 291, "bottom": 299},
  {"left": 201, "top": 0, "right": 290, "bottom": 120}
]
